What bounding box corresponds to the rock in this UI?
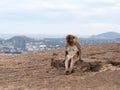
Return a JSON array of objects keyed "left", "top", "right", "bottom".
[
  {"left": 51, "top": 58, "right": 65, "bottom": 70},
  {"left": 51, "top": 58, "right": 102, "bottom": 72},
  {"left": 107, "top": 60, "right": 120, "bottom": 67}
]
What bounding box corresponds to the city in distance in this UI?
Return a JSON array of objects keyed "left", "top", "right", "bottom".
[{"left": 0, "top": 32, "right": 120, "bottom": 54}]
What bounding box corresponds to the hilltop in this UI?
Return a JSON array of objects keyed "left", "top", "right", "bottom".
[
  {"left": 0, "top": 43, "right": 120, "bottom": 90},
  {"left": 91, "top": 32, "right": 120, "bottom": 39},
  {"left": 7, "top": 36, "right": 35, "bottom": 43}
]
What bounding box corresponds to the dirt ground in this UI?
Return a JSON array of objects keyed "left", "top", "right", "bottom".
[{"left": 0, "top": 43, "right": 120, "bottom": 90}]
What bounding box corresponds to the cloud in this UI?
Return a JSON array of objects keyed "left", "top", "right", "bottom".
[
  {"left": 84, "top": 23, "right": 120, "bottom": 30},
  {"left": 0, "top": 0, "right": 120, "bottom": 35},
  {"left": 0, "top": 21, "right": 120, "bottom": 35},
  {"left": 0, "top": 0, "right": 119, "bottom": 20},
  {"left": 83, "top": 0, "right": 118, "bottom": 4},
  {"left": 0, "top": 0, "right": 83, "bottom": 20},
  {"left": 0, "top": 0, "right": 82, "bottom": 11}
]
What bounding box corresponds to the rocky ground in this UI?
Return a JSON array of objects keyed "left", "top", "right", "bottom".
[{"left": 0, "top": 43, "right": 120, "bottom": 90}]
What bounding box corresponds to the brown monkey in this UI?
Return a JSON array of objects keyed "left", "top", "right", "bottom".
[{"left": 64, "top": 34, "right": 82, "bottom": 75}]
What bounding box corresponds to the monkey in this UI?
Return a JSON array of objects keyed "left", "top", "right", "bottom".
[{"left": 64, "top": 34, "right": 82, "bottom": 75}]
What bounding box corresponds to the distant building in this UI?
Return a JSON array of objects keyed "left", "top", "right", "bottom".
[
  {"left": 7, "top": 36, "right": 35, "bottom": 50},
  {"left": 13, "top": 39, "right": 26, "bottom": 50}
]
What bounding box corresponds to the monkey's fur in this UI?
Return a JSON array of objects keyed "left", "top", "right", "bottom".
[{"left": 65, "top": 34, "right": 82, "bottom": 75}]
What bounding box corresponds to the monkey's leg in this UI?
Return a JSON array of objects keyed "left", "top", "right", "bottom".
[
  {"left": 70, "top": 55, "right": 78, "bottom": 73},
  {"left": 69, "top": 57, "right": 75, "bottom": 73},
  {"left": 65, "top": 55, "right": 71, "bottom": 75}
]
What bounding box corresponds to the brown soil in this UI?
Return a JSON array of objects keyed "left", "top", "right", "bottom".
[{"left": 0, "top": 43, "right": 120, "bottom": 90}]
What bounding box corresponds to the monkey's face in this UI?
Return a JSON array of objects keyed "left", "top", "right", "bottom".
[{"left": 66, "top": 35, "right": 75, "bottom": 46}]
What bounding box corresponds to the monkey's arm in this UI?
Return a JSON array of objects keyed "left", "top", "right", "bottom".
[
  {"left": 65, "top": 50, "right": 68, "bottom": 58},
  {"left": 65, "top": 46, "right": 68, "bottom": 58},
  {"left": 63, "top": 48, "right": 68, "bottom": 63},
  {"left": 76, "top": 43, "right": 82, "bottom": 61},
  {"left": 78, "top": 48, "right": 81, "bottom": 60}
]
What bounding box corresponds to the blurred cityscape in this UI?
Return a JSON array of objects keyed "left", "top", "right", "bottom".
[
  {"left": 0, "top": 36, "right": 65, "bottom": 54},
  {"left": 0, "top": 32, "right": 119, "bottom": 54},
  {"left": 0, "top": 34, "right": 120, "bottom": 54}
]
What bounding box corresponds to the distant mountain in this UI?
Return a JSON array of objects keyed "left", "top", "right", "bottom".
[
  {"left": 7, "top": 36, "right": 35, "bottom": 43},
  {"left": 91, "top": 32, "right": 120, "bottom": 39},
  {"left": 115, "top": 38, "right": 120, "bottom": 42}
]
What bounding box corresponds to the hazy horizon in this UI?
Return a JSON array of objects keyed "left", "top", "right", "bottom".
[
  {"left": 0, "top": 0, "right": 120, "bottom": 35},
  {"left": 0, "top": 31, "right": 120, "bottom": 39},
  {"left": 0, "top": 33, "right": 90, "bottom": 39}
]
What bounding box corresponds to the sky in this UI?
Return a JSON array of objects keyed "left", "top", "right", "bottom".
[{"left": 0, "top": 0, "right": 120, "bottom": 35}]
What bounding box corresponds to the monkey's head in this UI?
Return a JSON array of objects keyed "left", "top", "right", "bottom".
[{"left": 66, "top": 34, "right": 77, "bottom": 46}]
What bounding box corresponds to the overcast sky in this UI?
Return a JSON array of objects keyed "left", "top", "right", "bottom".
[{"left": 0, "top": 0, "right": 120, "bottom": 35}]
